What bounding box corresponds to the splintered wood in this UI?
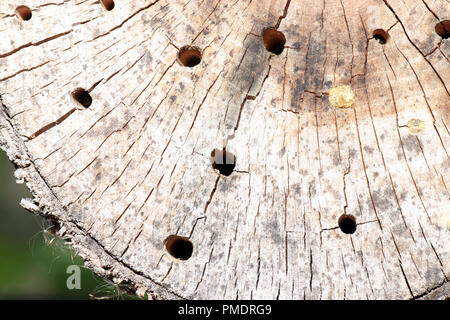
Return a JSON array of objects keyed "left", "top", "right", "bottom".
[{"left": 0, "top": 0, "right": 449, "bottom": 300}]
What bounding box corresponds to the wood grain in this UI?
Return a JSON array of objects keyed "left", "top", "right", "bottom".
[{"left": 0, "top": 0, "right": 448, "bottom": 299}]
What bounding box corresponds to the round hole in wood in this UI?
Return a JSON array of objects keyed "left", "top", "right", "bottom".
[
  {"left": 100, "top": 0, "right": 115, "bottom": 11},
  {"left": 164, "top": 235, "right": 193, "bottom": 261},
  {"left": 178, "top": 46, "right": 202, "bottom": 67},
  {"left": 435, "top": 20, "right": 450, "bottom": 39},
  {"left": 211, "top": 148, "right": 236, "bottom": 176},
  {"left": 338, "top": 214, "right": 357, "bottom": 234},
  {"left": 373, "top": 29, "right": 389, "bottom": 44},
  {"left": 71, "top": 88, "right": 92, "bottom": 108},
  {"left": 262, "top": 28, "right": 286, "bottom": 55},
  {"left": 15, "top": 5, "right": 32, "bottom": 21}
]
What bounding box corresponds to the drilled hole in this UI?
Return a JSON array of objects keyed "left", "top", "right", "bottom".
[
  {"left": 178, "top": 46, "right": 202, "bottom": 67},
  {"left": 71, "top": 88, "right": 92, "bottom": 108},
  {"left": 435, "top": 20, "right": 450, "bottom": 39},
  {"left": 100, "top": 0, "right": 115, "bottom": 11},
  {"left": 373, "top": 29, "right": 389, "bottom": 44},
  {"left": 15, "top": 5, "right": 32, "bottom": 21},
  {"left": 164, "top": 235, "right": 193, "bottom": 261},
  {"left": 262, "top": 28, "right": 286, "bottom": 55},
  {"left": 338, "top": 214, "right": 357, "bottom": 234},
  {"left": 211, "top": 148, "right": 236, "bottom": 176}
]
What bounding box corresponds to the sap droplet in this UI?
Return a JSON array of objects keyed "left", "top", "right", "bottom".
[
  {"left": 329, "top": 85, "right": 355, "bottom": 108},
  {"left": 407, "top": 118, "right": 425, "bottom": 134},
  {"left": 440, "top": 210, "right": 450, "bottom": 230}
]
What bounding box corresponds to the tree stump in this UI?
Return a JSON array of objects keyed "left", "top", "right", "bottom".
[{"left": 0, "top": 0, "right": 448, "bottom": 300}]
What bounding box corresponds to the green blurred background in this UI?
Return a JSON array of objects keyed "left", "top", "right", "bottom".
[{"left": 0, "top": 150, "right": 139, "bottom": 299}]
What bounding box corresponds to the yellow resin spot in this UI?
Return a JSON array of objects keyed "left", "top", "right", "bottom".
[
  {"left": 329, "top": 85, "right": 355, "bottom": 108},
  {"left": 438, "top": 211, "right": 450, "bottom": 230},
  {"left": 440, "top": 210, "right": 450, "bottom": 230},
  {"left": 407, "top": 118, "right": 425, "bottom": 134}
]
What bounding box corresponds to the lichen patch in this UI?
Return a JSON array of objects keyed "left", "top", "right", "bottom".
[{"left": 328, "top": 85, "right": 355, "bottom": 108}]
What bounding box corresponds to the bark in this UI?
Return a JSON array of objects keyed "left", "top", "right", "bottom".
[{"left": 0, "top": 0, "right": 449, "bottom": 299}]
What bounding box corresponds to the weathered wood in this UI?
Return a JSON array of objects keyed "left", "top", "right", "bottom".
[{"left": 0, "top": 0, "right": 449, "bottom": 299}]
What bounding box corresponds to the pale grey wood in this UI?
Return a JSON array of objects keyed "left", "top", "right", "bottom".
[{"left": 0, "top": 0, "right": 448, "bottom": 299}]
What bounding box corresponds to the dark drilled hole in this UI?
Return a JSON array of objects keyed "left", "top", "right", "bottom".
[
  {"left": 101, "top": 0, "right": 115, "bottom": 11},
  {"left": 373, "top": 29, "right": 389, "bottom": 44},
  {"left": 164, "top": 235, "right": 193, "bottom": 261},
  {"left": 211, "top": 148, "right": 236, "bottom": 176},
  {"left": 262, "top": 28, "right": 286, "bottom": 55},
  {"left": 435, "top": 20, "right": 450, "bottom": 39},
  {"left": 338, "top": 214, "right": 357, "bottom": 234},
  {"left": 178, "top": 46, "right": 202, "bottom": 67},
  {"left": 71, "top": 88, "right": 92, "bottom": 108},
  {"left": 15, "top": 5, "right": 32, "bottom": 21}
]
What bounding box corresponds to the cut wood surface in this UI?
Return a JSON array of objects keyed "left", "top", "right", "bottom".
[{"left": 0, "top": 0, "right": 449, "bottom": 299}]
